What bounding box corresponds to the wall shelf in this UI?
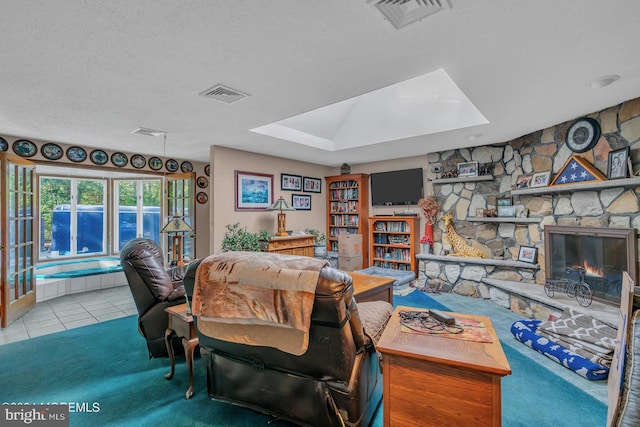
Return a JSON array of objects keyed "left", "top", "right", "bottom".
[
  {"left": 467, "top": 217, "right": 542, "bottom": 224},
  {"left": 511, "top": 176, "right": 640, "bottom": 196},
  {"left": 432, "top": 175, "right": 493, "bottom": 185}
]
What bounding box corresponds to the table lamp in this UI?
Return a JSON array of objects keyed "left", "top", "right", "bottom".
[
  {"left": 267, "top": 197, "right": 295, "bottom": 237},
  {"left": 161, "top": 214, "right": 193, "bottom": 266}
]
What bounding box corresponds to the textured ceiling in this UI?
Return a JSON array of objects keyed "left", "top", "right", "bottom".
[{"left": 1, "top": 1, "right": 639, "bottom": 166}]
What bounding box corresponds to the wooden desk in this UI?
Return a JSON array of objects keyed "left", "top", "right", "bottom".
[
  {"left": 164, "top": 303, "right": 199, "bottom": 399},
  {"left": 350, "top": 271, "right": 394, "bottom": 304},
  {"left": 267, "top": 235, "right": 314, "bottom": 257},
  {"left": 377, "top": 306, "right": 511, "bottom": 427}
]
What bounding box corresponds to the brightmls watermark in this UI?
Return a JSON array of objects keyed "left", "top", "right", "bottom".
[{"left": 1, "top": 404, "right": 68, "bottom": 426}]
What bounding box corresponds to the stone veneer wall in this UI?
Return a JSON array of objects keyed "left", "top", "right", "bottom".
[{"left": 420, "top": 97, "right": 640, "bottom": 304}]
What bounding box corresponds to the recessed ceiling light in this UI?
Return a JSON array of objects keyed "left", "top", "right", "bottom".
[
  {"left": 466, "top": 133, "right": 482, "bottom": 141},
  {"left": 586, "top": 75, "right": 620, "bottom": 89}
]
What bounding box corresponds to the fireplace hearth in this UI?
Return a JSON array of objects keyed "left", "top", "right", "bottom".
[{"left": 544, "top": 226, "right": 637, "bottom": 305}]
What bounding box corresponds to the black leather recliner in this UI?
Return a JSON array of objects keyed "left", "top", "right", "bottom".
[
  {"left": 184, "top": 252, "right": 391, "bottom": 427},
  {"left": 120, "top": 238, "right": 186, "bottom": 358}
]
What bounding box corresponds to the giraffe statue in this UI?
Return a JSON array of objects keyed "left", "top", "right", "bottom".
[{"left": 442, "top": 214, "right": 484, "bottom": 258}]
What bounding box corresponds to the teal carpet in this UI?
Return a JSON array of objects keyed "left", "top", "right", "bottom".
[{"left": 0, "top": 291, "right": 606, "bottom": 426}]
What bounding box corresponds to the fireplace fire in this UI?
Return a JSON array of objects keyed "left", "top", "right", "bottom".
[{"left": 544, "top": 226, "right": 637, "bottom": 305}]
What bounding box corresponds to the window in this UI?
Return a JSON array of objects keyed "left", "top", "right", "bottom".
[
  {"left": 114, "top": 179, "right": 162, "bottom": 251},
  {"left": 39, "top": 177, "right": 107, "bottom": 259}
]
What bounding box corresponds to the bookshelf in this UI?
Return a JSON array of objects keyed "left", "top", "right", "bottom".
[
  {"left": 325, "top": 173, "right": 369, "bottom": 267},
  {"left": 369, "top": 216, "right": 419, "bottom": 273}
]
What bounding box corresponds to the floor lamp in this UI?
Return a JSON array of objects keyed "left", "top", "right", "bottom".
[
  {"left": 161, "top": 214, "right": 193, "bottom": 267},
  {"left": 267, "top": 197, "right": 296, "bottom": 237}
]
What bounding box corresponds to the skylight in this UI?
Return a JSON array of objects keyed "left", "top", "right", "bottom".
[{"left": 250, "top": 69, "right": 488, "bottom": 151}]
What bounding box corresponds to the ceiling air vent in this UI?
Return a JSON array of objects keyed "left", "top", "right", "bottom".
[
  {"left": 368, "top": 0, "right": 451, "bottom": 30},
  {"left": 131, "top": 127, "right": 166, "bottom": 137},
  {"left": 199, "top": 84, "right": 250, "bottom": 104}
]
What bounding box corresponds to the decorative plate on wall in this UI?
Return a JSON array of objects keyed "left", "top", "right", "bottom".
[
  {"left": 196, "top": 192, "right": 209, "bottom": 204},
  {"left": 205, "top": 164, "right": 210, "bottom": 176},
  {"left": 197, "top": 176, "right": 208, "bottom": 188},
  {"left": 66, "top": 146, "right": 87, "bottom": 163},
  {"left": 0, "top": 137, "right": 8, "bottom": 152},
  {"left": 181, "top": 161, "right": 193, "bottom": 173},
  {"left": 89, "top": 149, "right": 109, "bottom": 165},
  {"left": 41, "top": 143, "right": 64, "bottom": 161},
  {"left": 12, "top": 139, "right": 37, "bottom": 157},
  {"left": 131, "top": 154, "right": 146, "bottom": 169},
  {"left": 111, "top": 152, "right": 128, "bottom": 167},
  {"left": 148, "top": 157, "right": 163, "bottom": 171},
  {"left": 165, "top": 159, "right": 179, "bottom": 172}
]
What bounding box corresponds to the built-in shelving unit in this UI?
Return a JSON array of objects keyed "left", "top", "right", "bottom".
[
  {"left": 511, "top": 176, "right": 640, "bottom": 196},
  {"left": 369, "top": 216, "right": 419, "bottom": 273},
  {"left": 325, "top": 173, "right": 369, "bottom": 267}
]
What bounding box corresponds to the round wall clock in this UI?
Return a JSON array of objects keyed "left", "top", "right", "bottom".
[{"left": 565, "top": 118, "right": 601, "bottom": 153}]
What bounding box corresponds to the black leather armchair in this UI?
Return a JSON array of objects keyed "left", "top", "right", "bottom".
[
  {"left": 120, "top": 238, "right": 186, "bottom": 358},
  {"left": 184, "top": 252, "right": 392, "bottom": 427}
]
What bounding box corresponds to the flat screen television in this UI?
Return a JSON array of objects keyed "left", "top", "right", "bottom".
[{"left": 370, "top": 168, "right": 424, "bottom": 206}]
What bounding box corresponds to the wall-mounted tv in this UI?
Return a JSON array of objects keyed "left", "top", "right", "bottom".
[{"left": 370, "top": 168, "right": 424, "bottom": 206}]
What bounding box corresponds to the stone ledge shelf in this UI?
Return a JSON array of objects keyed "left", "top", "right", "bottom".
[
  {"left": 416, "top": 253, "right": 540, "bottom": 270},
  {"left": 482, "top": 278, "right": 617, "bottom": 328}
]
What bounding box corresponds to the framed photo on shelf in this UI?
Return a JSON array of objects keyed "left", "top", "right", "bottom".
[
  {"left": 514, "top": 204, "right": 528, "bottom": 218},
  {"left": 497, "top": 196, "right": 512, "bottom": 206},
  {"left": 515, "top": 174, "right": 533, "bottom": 189},
  {"left": 475, "top": 208, "right": 485, "bottom": 218},
  {"left": 303, "top": 176, "right": 322, "bottom": 193},
  {"left": 281, "top": 173, "right": 302, "bottom": 191},
  {"left": 530, "top": 171, "right": 551, "bottom": 188},
  {"left": 291, "top": 194, "right": 311, "bottom": 210},
  {"left": 234, "top": 170, "right": 274, "bottom": 211},
  {"left": 498, "top": 205, "right": 516, "bottom": 217},
  {"left": 518, "top": 246, "right": 538, "bottom": 263},
  {"left": 457, "top": 161, "right": 478, "bottom": 178},
  {"left": 608, "top": 147, "right": 629, "bottom": 179}
]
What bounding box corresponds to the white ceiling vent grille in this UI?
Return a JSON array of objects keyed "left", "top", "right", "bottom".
[
  {"left": 131, "top": 127, "right": 166, "bottom": 137},
  {"left": 199, "top": 84, "right": 250, "bottom": 104},
  {"left": 368, "top": 0, "right": 451, "bottom": 30}
]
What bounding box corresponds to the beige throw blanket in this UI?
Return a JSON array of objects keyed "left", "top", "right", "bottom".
[{"left": 192, "top": 251, "right": 328, "bottom": 355}]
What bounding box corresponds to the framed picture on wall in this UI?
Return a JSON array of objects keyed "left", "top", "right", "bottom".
[
  {"left": 281, "top": 173, "right": 302, "bottom": 191},
  {"left": 291, "top": 194, "right": 311, "bottom": 210},
  {"left": 530, "top": 171, "right": 551, "bottom": 188},
  {"left": 303, "top": 177, "right": 322, "bottom": 193},
  {"left": 235, "top": 170, "right": 274, "bottom": 211}
]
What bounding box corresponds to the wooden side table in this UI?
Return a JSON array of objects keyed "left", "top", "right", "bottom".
[
  {"left": 350, "top": 271, "right": 394, "bottom": 304},
  {"left": 164, "top": 303, "right": 199, "bottom": 399},
  {"left": 377, "top": 306, "right": 511, "bottom": 426},
  {"left": 266, "top": 235, "right": 315, "bottom": 257}
]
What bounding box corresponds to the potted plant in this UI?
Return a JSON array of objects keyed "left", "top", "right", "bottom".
[
  {"left": 304, "top": 228, "right": 327, "bottom": 257},
  {"left": 221, "top": 223, "right": 267, "bottom": 252}
]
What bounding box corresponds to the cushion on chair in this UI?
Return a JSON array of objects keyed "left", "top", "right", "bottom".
[{"left": 357, "top": 300, "right": 394, "bottom": 345}]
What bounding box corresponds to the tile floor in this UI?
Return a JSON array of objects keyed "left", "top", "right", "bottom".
[
  {"left": 0, "top": 285, "right": 136, "bottom": 345},
  {"left": 0, "top": 284, "right": 608, "bottom": 404}
]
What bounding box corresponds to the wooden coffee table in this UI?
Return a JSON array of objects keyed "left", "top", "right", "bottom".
[
  {"left": 350, "top": 271, "right": 394, "bottom": 304},
  {"left": 164, "top": 303, "right": 199, "bottom": 399},
  {"left": 377, "top": 306, "right": 511, "bottom": 426}
]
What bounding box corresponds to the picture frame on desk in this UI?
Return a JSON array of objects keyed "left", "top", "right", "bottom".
[
  {"left": 518, "top": 246, "right": 538, "bottom": 263},
  {"left": 608, "top": 147, "right": 629, "bottom": 179}
]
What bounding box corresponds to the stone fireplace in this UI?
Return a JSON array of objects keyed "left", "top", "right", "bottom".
[{"left": 544, "top": 225, "right": 637, "bottom": 305}]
